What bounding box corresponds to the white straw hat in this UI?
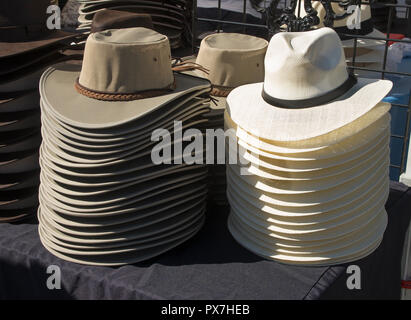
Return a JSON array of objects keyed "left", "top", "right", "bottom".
[{"left": 226, "top": 28, "right": 392, "bottom": 142}]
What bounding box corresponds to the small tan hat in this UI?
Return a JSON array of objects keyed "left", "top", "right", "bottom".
[
  {"left": 180, "top": 33, "right": 268, "bottom": 110},
  {"left": 226, "top": 28, "right": 392, "bottom": 142},
  {"left": 195, "top": 33, "right": 268, "bottom": 97}
]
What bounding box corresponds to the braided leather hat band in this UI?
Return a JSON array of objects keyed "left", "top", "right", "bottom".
[{"left": 74, "top": 78, "right": 177, "bottom": 102}]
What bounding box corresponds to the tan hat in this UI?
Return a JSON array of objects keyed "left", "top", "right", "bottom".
[
  {"left": 40, "top": 28, "right": 210, "bottom": 129},
  {"left": 226, "top": 28, "right": 392, "bottom": 142},
  {"left": 180, "top": 33, "right": 268, "bottom": 110}
]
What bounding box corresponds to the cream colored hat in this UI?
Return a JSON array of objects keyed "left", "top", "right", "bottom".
[
  {"left": 226, "top": 28, "right": 392, "bottom": 142},
  {"left": 40, "top": 27, "right": 210, "bottom": 129},
  {"left": 295, "top": 1, "right": 386, "bottom": 48},
  {"left": 179, "top": 33, "right": 268, "bottom": 110}
]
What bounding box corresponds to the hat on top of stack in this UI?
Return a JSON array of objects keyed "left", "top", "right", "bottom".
[
  {"left": 296, "top": 1, "right": 386, "bottom": 75},
  {"left": 177, "top": 33, "right": 268, "bottom": 206},
  {"left": 0, "top": 0, "right": 83, "bottom": 223},
  {"left": 76, "top": 0, "right": 190, "bottom": 49},
  {"left": 38, "top": 27, "right": 211, "bottom": 266},
  {"left": 90, "top": 8, "right": 154, "bottom": 33},
  {"left": 225, "top": 27, "right": 393, "bottom": 266}
]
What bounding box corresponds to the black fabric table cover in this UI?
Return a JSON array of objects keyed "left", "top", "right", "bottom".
[{"left": 0, "top": 182, "right": 409, "bottom": 300}]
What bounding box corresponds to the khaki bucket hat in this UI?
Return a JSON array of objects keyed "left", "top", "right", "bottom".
[{"left": 179, "top": 32, "right": 268, "bottom": 110}]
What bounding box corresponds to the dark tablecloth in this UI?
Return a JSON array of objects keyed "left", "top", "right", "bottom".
[{"left": 0, "top": 182, "right": 409, "bottom": 300}]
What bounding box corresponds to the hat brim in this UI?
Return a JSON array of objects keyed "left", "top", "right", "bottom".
[
  {"left": 227, "top": 78, "right": 392, "bottom": 142},
  {"left": 228, "top": 207, "right": 385, "bottom": 253},
  {"left": 179, "top": 58, "right": 228, "bottom": 111},
  {"left": 226, "top": 110, "right": 390, "bottom": 159},
  {"left": 40, "top": 62, "right": 211, "bottom": 129},
  {"left": 227, "top": 212, "right": 386, "bottom": 266},
  {"left": 43, "top": 193, "right": 205, "bottom": 228},
  {"left": 41, "top": 91, "right": 210, "bottom": 139},
  {"left": 0, "top": 31, "right": 80, "bottom": 59},
  {"left": 342, "top": 28, "right": 387, "bottom": 48},
  {"left": 229, "top": 190, "right": 387, "bottom": 236},
  {"left": 39, "top": 204, "right": 204, "bottom": 243},
  {"left": 227, "top": 180, "right": 388, "bottom": 226},
  {"left": 226, "top": 168, "right": 388, "bottom": 213},
  {"left": 346, "top": 47, "right": 385, "bottom": 64},
  {"left": 39, "top": 184, "right": 206, "bottom": 218},
  {"left": 80, "top": 4, "right": 184, "bottom": 18},
  {"left": 40, "top": 181, "right": 206, "bottom": 214}
]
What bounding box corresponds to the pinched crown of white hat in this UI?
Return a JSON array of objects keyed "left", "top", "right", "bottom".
[
  {"left": 226, "top": 27, "right": 392, "bottom": 142},
  {"left": 263, "top": 28, "right": 349, "bottom": 102}
]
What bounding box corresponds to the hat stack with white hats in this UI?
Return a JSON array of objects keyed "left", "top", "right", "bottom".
[
  {"left": 225, "top": 28, "right": 393, "bottom": 266},
  {"left": 296, "top": 1, "right": 387, "bottom": 79},
  {"left": 76, "top": 0, "right": 190, "bottom": 49},
  {"left": 38, "top": 27, "right": 211, "bottom": 266},
  {"left": 178, "top": 33, "right": 268, "bottom": 206},
  {"left": 0, "top": 0, "right": 82, "bottom": 223}
]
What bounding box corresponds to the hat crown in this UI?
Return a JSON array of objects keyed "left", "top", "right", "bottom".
[
  {"left": 263, "top": 28, "right": 348, "bottom": 101},
  {"left": 79, "top": 27, "right": 174, "bottom": 95},
  {"left": 196, "top": 33, "right": 268, "bottom": 88},
  {"left": 0, "top": 0, "right": 50, "bottom": 28}
]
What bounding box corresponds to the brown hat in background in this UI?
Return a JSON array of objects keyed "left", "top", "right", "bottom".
[
  {"left": 90, "top": 9, "right": 154, "bottom": 33},
  {"left": 0, "top": 0, "right": 80, "bottom": 59}
]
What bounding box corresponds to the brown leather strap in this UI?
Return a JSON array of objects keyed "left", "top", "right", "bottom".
[
  {"left": 172, "top": 61, "right": 210, "bottom": 75},
  {"left": 210, "top": 85, "right": 233, "bottom": 97},
  {"left": 74, "top": 78, "right": 177, "bottom": 101}
]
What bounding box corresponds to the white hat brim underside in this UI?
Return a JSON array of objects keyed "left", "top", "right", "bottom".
[{"left": 226, "top": 78, "right": 392, "bottom": 142}]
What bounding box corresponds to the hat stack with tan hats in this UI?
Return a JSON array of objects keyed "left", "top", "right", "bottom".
[
  {"left": 296, "top": 1, "right": 386, "bottom": 77},
  {"left": 76, "top": 0, "right": 190, "bottom": 49},
  {"left": 225, "top": 28, "right": 393, "bottom": 266},
  {"left": 0, "top": 0, "right": 83, "bottom": 223},
  {"left": 178, "top": 33, "right": 268, "bottom": 206},
  {"left": 38, "top": 27, "right": 211, "bottom": 266}
]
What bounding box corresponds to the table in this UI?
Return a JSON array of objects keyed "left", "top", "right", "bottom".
[{"left": 0, "top": 182, "right": 409, "bottom": 300}]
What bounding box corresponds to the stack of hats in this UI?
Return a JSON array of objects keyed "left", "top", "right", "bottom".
[
  {"left": 296, "top": 2, "right": 387, "bottom": 78},
  {"left": 38, "top": 27, "right": 211, "bottom": 266},
  {"left": 225, "top": 28, "right": 393, "bottom": 266},
  {"left": 76, "top": 0, "right": 190, "bottom": 49},
  {"left": 177, "top": 33, "right": 268, "bottom": 206},
  {"left": 0, "top": 0, "right": 82, "bottom": 223}
]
